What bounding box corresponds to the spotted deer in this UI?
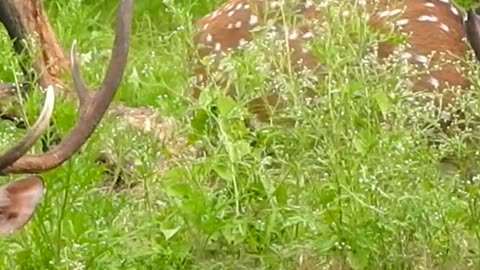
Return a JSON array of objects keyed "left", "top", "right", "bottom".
[
  {"left": 191, "top": 0, "right": 480, "bottom": 124},
  {"left": 0, "top": 0, "right": 133, "bottom": 235}
]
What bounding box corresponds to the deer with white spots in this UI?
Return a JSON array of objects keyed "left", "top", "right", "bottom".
[
  {"left": 191, "top": 0, "right": 480, "bottom": 125},
  {"left": 0, "top": 0, "right": 133, "bottom": 235},
  {"left": 192, "top": 0, "right": 323, "bottom": 123}
]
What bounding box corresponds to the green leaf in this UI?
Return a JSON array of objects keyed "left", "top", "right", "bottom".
[
  {"left": 189, "top": 109, "right": 209, "bottom": 141},
  {"left": 274, "top": 184, "right": 288, "bottom": 205},
  {"left": 347, "top": 249, "right": 369, "bottom": 270},
  {"left": 166, "top": 183, "right": 193, "bottom": 198},
  {"left": 374, "top": 90, "right": 390, "bottom": 115},
  {"left": 217, "top": 95, "right": 237, "bottom": 117},
  {"left": 446, "top": 204, "right": 466, "bottom": 221},
  {"left": 160, "top": 223, "right": 181, "bottom": 241},
  {"left": 198, "top": 87, "right": 213, "bottom": 107},
  {"left": 353, "top": 135, "right": 366, "bottom": 155},
  {"left": 233, "top": 140, "right": 251, "bottom": 160},
  {"left": 213, "top": 163, "right": 232, "bottom": 181},
  {"left": 318, "top": 184, "right": 336, "bottom": 205},
  {"left": 163, "top": 167, "right": 192, "bottom": 198},
  {"left": 316, "top": 233, "right": 338, "bottom": 252}
]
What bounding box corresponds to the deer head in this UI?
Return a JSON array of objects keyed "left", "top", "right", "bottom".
[
  {"left": 0, "top": 0, "right": 133, "bottom": 235},
  {"left": 191, "top": 0, "right": 474, "bottom": 124}
]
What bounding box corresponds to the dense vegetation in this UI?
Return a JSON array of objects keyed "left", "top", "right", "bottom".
[{"left": 0, "top": 0, "right": 480, "bottom": 268}]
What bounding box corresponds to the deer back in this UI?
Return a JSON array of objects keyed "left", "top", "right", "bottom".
[{"left": 368, "top": 0, "right": 470, "bottom": 107}]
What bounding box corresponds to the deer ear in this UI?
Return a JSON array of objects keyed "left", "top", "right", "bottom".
[
  {"left": 465, "top": 8, "right": 480, "bottom": 62},
  {"left": 0, "top": 176, "right": 44, "bottom": 235}
]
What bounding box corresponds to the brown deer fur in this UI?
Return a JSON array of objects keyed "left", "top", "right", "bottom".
[{"left": 191, "top": 0, "right": 473, "bottom": 123}]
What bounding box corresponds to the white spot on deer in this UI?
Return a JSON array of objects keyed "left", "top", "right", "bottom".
[
  {"left": 305, "top": 0, "right": 313, "bottom": 8},
  {"left": 438, "top": 0, "right": 449, "bottom": 3},
  {"left": 428, "top": 76, "right": 440, "bottom": 88},
  {"left": 289, "top": 31, "right": 299, "bottom": 40},
  {"left": 239, "top": 38, "right": 248, "bottom": 46},
  {"left": 415, "top": 54, "right": 428, "bottom": 64},
  {"left": 227, "top": 23, "right": 234, "bottom": 29},
  {"left": 235, "top": 21, "right": 242, "bottom": 29},
  {"left": 439, "top": 23, "right": 449, "bottom": 32},
  {"left": 206, "top": 34, "right": 213, "bottom": 42},
  {"left": 211, "top": 11, "right": 220, "bottom": 19},
  {"left": 249, "top": 15, "right": 258, "bottom": 26},
  {"left": 224, "top": 3, "right": 234, "bottom": 11},
  {"left": 401, "top": 52, "right": 413, "bottom": 59},
  {"left": 384, "top": 10, "right": 397, "bottom": 18},
  {"left": 235, "top": 3, "right": 243, "bottom": 10},
  {"left": 417, "top": 15, "right": 438, "bottom": 22},
  {"left": 214, "top": 42, "right": 222, "bottom": 51},
  {"left": 302, "top": 32, "right": 314, "bottom": 39},
  {"left": 450, "top": 6, "right": 459, "bottom": 16},
  {"left": 378, "top": 9, "right": 403, "bottom": 18},
  {"left": 227, "top": 10, "right": 235, "bottom": 17},
  {"left": 244, "top": 4, "right": 250, "bottom": 10},
  {"left": 425, "top": 2, "right": 435, "bottom": 7},
  {"left": 202, "top": 23, "right": 209, "bottom": 30},
  {"left": 395, "top": 19, "right": 409, "bottom": 26}
]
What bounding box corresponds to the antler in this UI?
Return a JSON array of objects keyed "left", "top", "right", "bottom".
[
  {"left": 0, "top": 86, "right": 55, "bottom": 170},
  {"left": 0, "top": 0, "right": 134, "bottom": 174}
]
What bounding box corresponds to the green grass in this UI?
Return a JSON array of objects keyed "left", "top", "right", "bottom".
[{"left": 1, "top": 0, "right": 480, "bottom": 269}]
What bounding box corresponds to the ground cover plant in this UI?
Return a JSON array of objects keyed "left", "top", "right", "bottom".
[{"left": 1, "top": 0, "right": 480, "bottom": 269}]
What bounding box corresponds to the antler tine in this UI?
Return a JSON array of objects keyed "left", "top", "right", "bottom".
[
  {"left": 70, "top": 39, "right": 90, "bottom": 105},
  {"left": 0, "top": 86, "right": 55, "bottom": 170},
  {"left": 0, "top": 0, "right": 134, "bottom": 174}
]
